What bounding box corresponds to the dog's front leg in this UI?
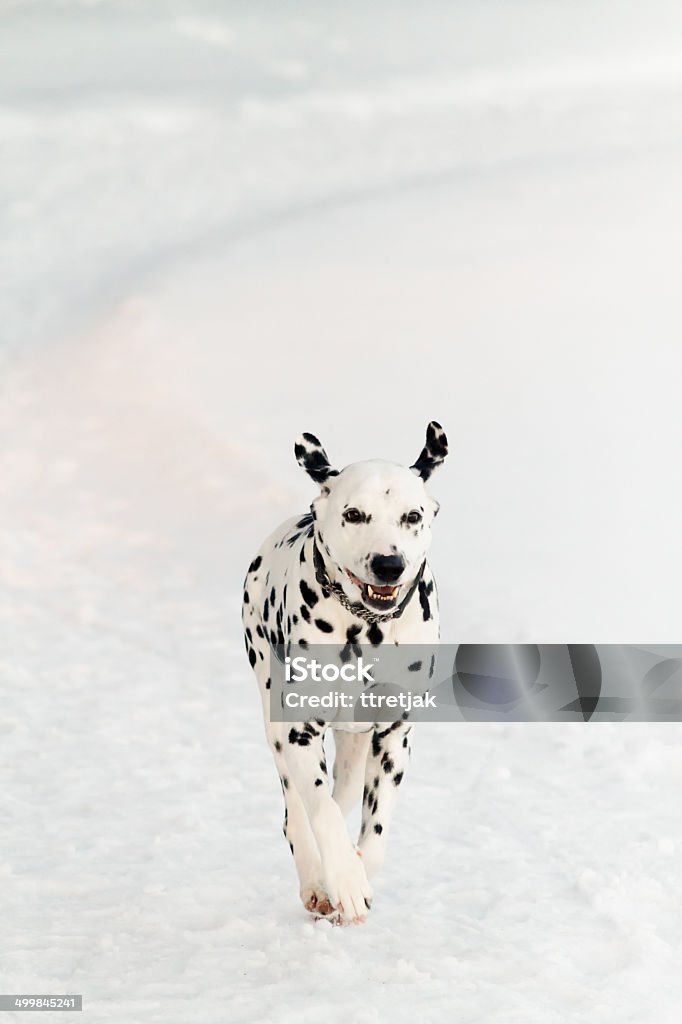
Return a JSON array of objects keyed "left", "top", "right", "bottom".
[
  {"left": 358, "top": 722, "right": 412, "bottom": 880},
  {"left": 284, "top": 720, "right": 373, "bottom": 924}
]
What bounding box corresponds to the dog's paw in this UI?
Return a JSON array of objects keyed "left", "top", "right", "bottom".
[
  {"left": 323, "top": 847, "right": 373, "bottom": 925},
  {"left": 300, "top": 884, "right": 337, "bottom": 920}
]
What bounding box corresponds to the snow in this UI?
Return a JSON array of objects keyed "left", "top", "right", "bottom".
[{"left": 2, "top": 1, "right": 682, "bottom": 1020}]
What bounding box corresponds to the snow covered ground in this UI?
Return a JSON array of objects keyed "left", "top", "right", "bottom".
[{"left": 2, "top": 1, "right": 682, "bottom": 1020}]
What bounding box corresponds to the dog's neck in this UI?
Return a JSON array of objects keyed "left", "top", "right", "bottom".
[{"left": 311, "top": 539, "right": 425, "bottom": 625}]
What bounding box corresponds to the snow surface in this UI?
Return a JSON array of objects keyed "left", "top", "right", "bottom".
[{"left": 2, "top": 1, "right": 682, "bottom": 1021}]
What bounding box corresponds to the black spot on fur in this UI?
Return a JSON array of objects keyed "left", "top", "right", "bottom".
[
  {"left": 248, "top": 648, "right": 256, "bottom": 668},
  {"left": 282, "top": 776, "right": 289, "bottom": 789},
  {"left": 372, "top": 732, "right": 382, "bottom": 757},
  {"left": 393, "top": 771, "right": 404, "bottom": 786},
  {"left": 248, "top": 556, "right": 262, "bottom": 573},
  {"left": 314, "top": 618, "right": 333, "bottom": 633},
  {"left": 408, "top": 660, "right": 422, "bottom": 672},
  {"left": 243, "top": 590, "right": 249, "bottom": 604},
  {"left": 274, "top": 740, "right": 282, "bottom": 752},
  {"left": 270, "top": 587, "right": 276, "bottom": 607},
  {"left": 374, "top": 823, "right": 383, "bottom": 835},
  {"left": 367, "top": 622, "right": 384, "bottom": 646},
  {"left": 300, "top": 605, "right": 310, "bottom": 623},
  {"left": 340, "top": 624, "right": 363, "bottom": 663},
  {"left": 299, "top": 579, "right": 319, "bottom": 608},
  {"left": 314, "top": 778, "right": 323, "bottom": 787},
  {"left": 288, "top": 727, "right": 311, "bottom": 747}
]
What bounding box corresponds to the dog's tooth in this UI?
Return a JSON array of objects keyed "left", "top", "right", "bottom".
[{"left": 368, "top": 584, "right": 375, "bottom": 597}]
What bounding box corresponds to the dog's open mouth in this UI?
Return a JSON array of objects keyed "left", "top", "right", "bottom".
[{"left": 345, "top": 570, "right": 400, "bottom": 610}]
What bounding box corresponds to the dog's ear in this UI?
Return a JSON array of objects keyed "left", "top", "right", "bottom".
[
  {"left": 294, "top": 432, "right": 339, "bottom": 486},
  {"left": 410, "top": 421, "right": 448, "bottom": 481}
]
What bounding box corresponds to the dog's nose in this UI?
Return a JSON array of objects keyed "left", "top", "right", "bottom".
[{"left": 370, "top": 554, "right": 405, "bottom": 583}]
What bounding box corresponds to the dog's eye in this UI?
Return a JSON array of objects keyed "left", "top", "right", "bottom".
[
  {"left": 406, "top": 510, "right": 423, "bottom": 525},
  {"left": 343, "top": 508, "right": 363, "bottom": 524}
]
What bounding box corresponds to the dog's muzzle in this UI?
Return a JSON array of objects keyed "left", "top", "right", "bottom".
[{"left": 313, "top": 543, "right": 425, "bottom": 623}]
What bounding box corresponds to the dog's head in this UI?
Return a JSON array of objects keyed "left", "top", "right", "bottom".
[{"left": 295, "top": 422, "right": 448, "bottom": 614}]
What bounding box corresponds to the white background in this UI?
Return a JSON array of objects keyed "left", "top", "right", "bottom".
[{"left": 2, "top": 2, "right": 682, "bottom": 1021}]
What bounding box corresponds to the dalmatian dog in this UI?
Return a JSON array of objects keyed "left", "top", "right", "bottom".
[{"left": 242, "top": 422, "right": 448, "bottom": 925}]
